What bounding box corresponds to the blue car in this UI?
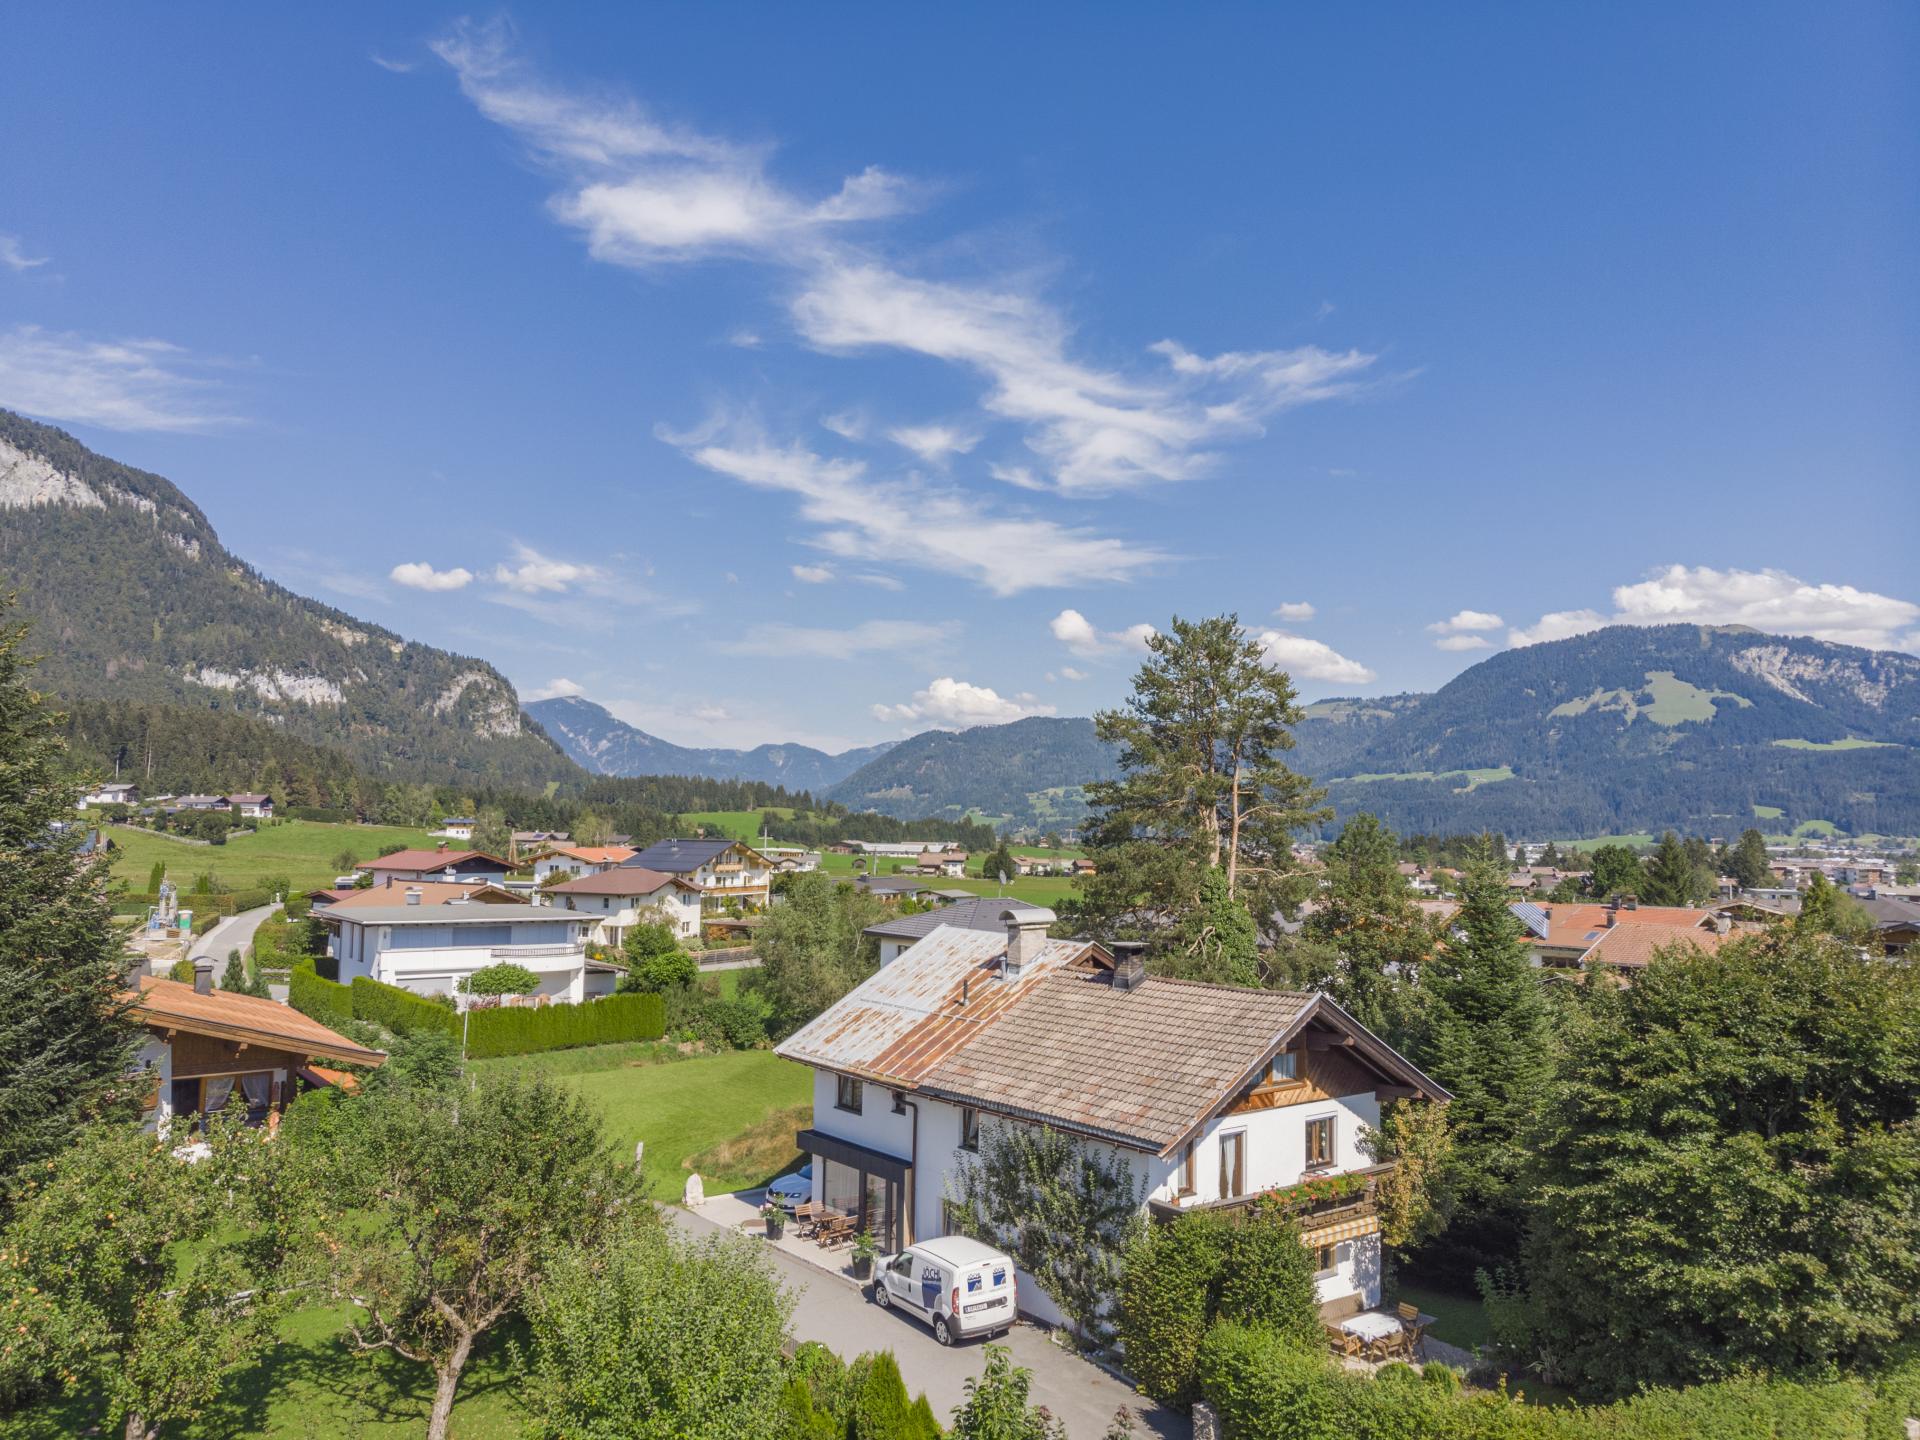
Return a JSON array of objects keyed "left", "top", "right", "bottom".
[{"left": 766, "top": 1162, "right": 812, "bottom": 1211}]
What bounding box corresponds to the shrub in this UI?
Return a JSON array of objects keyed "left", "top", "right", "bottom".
[
  {"left": 459, "top": 962, "right": 540, "bottom": 996},
  {"left": 290, "top": 966, "right": 353, "bottom": 1029},
  {"left": 168, "top": 957, "right": 196, "bottom": 983},
  {"left": 464, "top": 993, "right": 666, "bottom": 1060},
  {"left": 350, "top": 976, "right": 461, "bottom": 1039}
]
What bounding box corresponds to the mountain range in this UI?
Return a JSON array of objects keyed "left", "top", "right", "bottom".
[
  {"left": 0, "top": 409, "right": 576, "bottom": 788},
  {"left": 7, "top": 411, "right": 1915, "bottom": 840},
  {"left": 526, "top": 695, "right": 896, "bottom": 791}
]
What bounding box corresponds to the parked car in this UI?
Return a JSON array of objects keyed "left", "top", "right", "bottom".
[
  {"left": 870, "top": 1236, "right": 1016, "bottom": 1346},
  {"left": 766, "top": 1163, "right": 812, "bottom": 1211}
]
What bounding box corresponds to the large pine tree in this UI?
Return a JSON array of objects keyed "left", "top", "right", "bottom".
[
  {"left": 1415, "top": 852, "right": 1556, "bottom": 1282},
  {"left": 0, "top": 598, "right": 140, "bottom": 1193}
]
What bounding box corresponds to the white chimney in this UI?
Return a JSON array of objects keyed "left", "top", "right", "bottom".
[
  {"left": 1002, "top": 907, "right": 1056, "bottom": 979},
  {"left": 405, "top": 887, "right": 422, "bottom": 906}
]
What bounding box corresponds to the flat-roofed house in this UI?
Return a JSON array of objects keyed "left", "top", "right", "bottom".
[
  {"left": 777, "top": 909, "right": 1447, "bottom": 1327},
  {"left": 548, "top": 867, "right": 703, "bottom": 944},
  {"left": 323, "top": 890, "right": 606, "bottom": 1002},
  {"left": 131, "top": 959, "right": 383, "bottom": 1135}
]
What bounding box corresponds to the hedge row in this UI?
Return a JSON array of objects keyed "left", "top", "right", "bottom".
[
  {"left": 289, "top": 965, "right": 353, "bottom": 1030},
  {"left": 350, "top": 977, "right": 460, "bottom": 1040},
  {"left": 466, "top": 993, "right": 665, "bottom": 1060},
  {"left": 1194, "top": 1323, "right": 1920, "bottom": 1440},
  {"left": 283, "top": 806, "right": 354, "bottom": 823}
]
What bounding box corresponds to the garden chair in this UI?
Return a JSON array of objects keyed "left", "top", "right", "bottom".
[{"left": 1327, "top": 1326, "right": 1364, "bottom": 1360}]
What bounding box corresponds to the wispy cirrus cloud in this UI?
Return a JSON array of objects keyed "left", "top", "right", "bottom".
[
  {"left": 873, "top": 676, "right": 1054, "bottom": 729},
  {"left": 490, "top": 542, "right": 601, "bottom": 594},
  {"left": 722, "top": 619, "right": 953, "bottom": 660},
  {"left": 669, "top": 423, "right": 1165, "bottom": 595},
  {"left": 0, "top": 325, "right": 241, "bottom": 433},
  {"left": 431, "top": 21, "right": 1390, "bottom": 499},
  {"left": 0, "top": 235, "right": 49, "bottom": 272}
]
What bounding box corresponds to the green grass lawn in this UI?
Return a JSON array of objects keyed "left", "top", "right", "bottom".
[
  {"left": 473, "top": 1044, "right": 813, "bottom": 1198},
  {"left": 682, "top": 808, "right": 796, "bottom": 841},
  {"left": 1553, "top": 832, "right": 1656, "bottom": 851},
  {"left": 1752, "top": 803, "right": 1785, "bottom": 819},
  {"left": 1771, "top": 737, "right": 1900, "bottom": 752},
  {"left": 107, "top": 819, "right": 442, "bottom": 893},
  {"left": 1390, "top": 1281, "right": 1492, "bottom": 1352},
  {"left": 1338, "top": 766, "right": 1516, "bottom": 792}
]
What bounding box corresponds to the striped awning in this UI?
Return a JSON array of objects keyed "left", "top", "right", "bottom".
[{"left": 1302, "top": 1213, "right": 1380, "bottom": 1248}]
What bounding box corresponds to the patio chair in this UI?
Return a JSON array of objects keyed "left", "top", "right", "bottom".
[
  {"left": 1396, "top": 1301, "right": 1419, "bottom": 1322},
  {"left": 1327, "top": 1325, "right": 1364, "bottom": 1360}
]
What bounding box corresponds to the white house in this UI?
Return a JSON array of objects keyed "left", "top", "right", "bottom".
[
  {"left": 226, "top": 792, "right": 274, "bottom": 819},
  {"left": 546, "top": 867, "right": 704, "bottom": 945},
  {"left": 533, "top": 845, "right": 637, "bottom": 884},
  {"left": 621, "top": 839, "right": 773, "bottom": 912},
  {"left": 79, "top": 780, "right": 139, "bottom": 808},
  {"left": 433, "top": 817, "right": 476, "bottom": 841},
  {"left": 319, "top": 889, "right": 608, "bottom": 1003},
  {"left": 776, "top": 910, "right": 1447, "bottom": 1328}
]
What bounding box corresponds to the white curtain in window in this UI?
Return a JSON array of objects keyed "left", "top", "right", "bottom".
[
  {"left": 240, "top": 1073, "right": 272, "bottom": 1114},
  {"left": 201, "top": 1075, "right": 234, "bottom": 1113}
]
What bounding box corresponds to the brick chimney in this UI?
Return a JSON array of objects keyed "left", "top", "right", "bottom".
[
  {"left": 193, "top": 955, "right": 215, "bottom": 995},
  {"left": 1002, "top": 907, "right": 1056, "bottom": 979}
]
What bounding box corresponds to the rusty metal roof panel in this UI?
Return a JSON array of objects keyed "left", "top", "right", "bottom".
[{"left": 774, "top": 925, "right": 1089, "bottom": 1084}]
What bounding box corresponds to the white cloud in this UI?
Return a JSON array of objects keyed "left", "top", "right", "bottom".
[
  {"left": 390, "top": 561, "right": 475, "bottom": 592},
  {"left": 727, "top": 329, "right": 762, "bottom": 349},
  {"left": 1608, "top": 565, "right": 1920, "bottom": 651},
  {"left": 885, "top": 423, "right": 977, "bottom": 467},
  {"left": 1273, "top": 601, "right": 1316, "bottom": 621},
  {"left": 852, "top": 571, "right": 905, "bottom": 591},
  {"left": 1427, "top": 609, "right": 1502, "bottom": 634},
  {"left": 525, "top": 677, "right": 586, "bottom": 700},
  {"left": 1060, "top": 665, "right": 1089, "bottom": 681},
  {"left": 692, "top": 702, "right": 733, "bottom": 722},
  {"left": 1504, "top": 565, "right": 1920, "bottom": 654},
  {"left": 0, "top": 236, "right": 49, "bottom": 272},
  {"left": 1048, "top": 608, "right": 1155, "bottom": 658},
  {"left": 490, "top": 543, "right": 602, "bottom": 595},
  {"left": 0, "top": 325, "right": 239, "bottom": 433},
  {"left": 672, "top": 428, "right": 1164, "bottom": 595},
  {"left": 1434, "top": 633, "right": 1493, "bottom": 652},
  {"left": 370, "top": 52, "right": 416, "bottom": 74},
  {"left": 1507, "top": 609, "right": 1608, "bottom": 647},
  {"left": 437, "top": 25, "right": 1387, "bottom": 495},
  {"left": 791, "top": 563, "right": 835, "bottom": 584},
  {"left": 821, "top": 410, "right": 868, "bottom": 441},
  {"left": 873, "top": 676, "right": 1055, "bottom": 729},
  {"left": 721, "top": 619, "right": 953, "bottom": 661},
  {"left": 1255, "top": 629, "right": 1376, "bottom": 685}
]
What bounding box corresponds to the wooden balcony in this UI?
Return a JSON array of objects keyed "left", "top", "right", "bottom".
[{"left": 1147, "top": 1160, "right": 1395, "bottom": 1227}]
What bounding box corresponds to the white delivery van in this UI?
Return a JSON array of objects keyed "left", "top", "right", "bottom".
[{"left": 870, "top": 1236, "right": 1017, "bottom": 1345}]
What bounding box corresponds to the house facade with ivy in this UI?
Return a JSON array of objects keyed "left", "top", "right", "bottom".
[{"left": 775, "top": 908, "right": 1449, "bottom": 1328}]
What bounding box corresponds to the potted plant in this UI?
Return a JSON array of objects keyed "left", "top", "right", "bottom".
[
  {"left": 760, "top": 1200, "right": 786, "bottom": 1239},
  {"left": 850, "top": 1231, "right": 877, "bottom": 1281}
]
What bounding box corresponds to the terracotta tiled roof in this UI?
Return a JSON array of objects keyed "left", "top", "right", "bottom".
[
  {"left": 1536, "top": 903, "right": 1715, "bottom": 951},
  {"left": 321, "top": 880, "right": 526, "bottom": 909},
  {"left": 356, "top": 849, "right": 511, "bottom": 872},
  {"left": 547, "top": 868, "right": 697, "bottom": 897},
  {"left": 131, "top": 977, "right": 384, "bottom": 1066},
  {"left": 1578, "top": 922, "right": 1731, "bottom": 969},
  {"left": 919, "top": 970, "right": 1316, "bottom": 1153}
]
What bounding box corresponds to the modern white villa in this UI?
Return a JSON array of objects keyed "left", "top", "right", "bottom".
[
  {"left": 775, "top": 909, "right": 1447, "bottom": 1327},
  {"left": 546, "top": 866, "right": 703, "bottom": 944},
  {"left": 316, "top": 887, "right": 612, "bottom": 1003}
]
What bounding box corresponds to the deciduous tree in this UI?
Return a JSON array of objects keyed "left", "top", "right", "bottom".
[{"left": 750, "top": 873, "right": 885, "bottom": 1035}]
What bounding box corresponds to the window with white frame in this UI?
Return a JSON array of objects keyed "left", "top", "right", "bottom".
[{"left": 1304, "top": 1115, "right": 1334, "bottom": 1170}]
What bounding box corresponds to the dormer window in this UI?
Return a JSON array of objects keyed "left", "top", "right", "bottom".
[{"left": 1265, "top": 1050, "right": 1298, "bottom": 1085}]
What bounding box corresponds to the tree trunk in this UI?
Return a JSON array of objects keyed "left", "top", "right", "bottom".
[
  {"left": 426, "top": 1334, "right": 473, "bottom": 1440},
  {"left": 1225, "top": 755, "right": 1244, "bottom": 897},
  {"left": 125, "top": 1413, "right": 155, "bottom": 1440}
]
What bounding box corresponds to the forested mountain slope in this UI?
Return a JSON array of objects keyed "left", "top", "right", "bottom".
[
  {"left": 826, "top": 716, "right": 1123, "bottom": 828},
  {"left": 0, "top": 411, "right": 578, "bottom": 788},
  {"left": 526, "top": 694, "right": 893, "bottom": 789}
]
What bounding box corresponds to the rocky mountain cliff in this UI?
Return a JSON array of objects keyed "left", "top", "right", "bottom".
[{"left": 0, "top": 410, "right": 578, "bottom": 788}]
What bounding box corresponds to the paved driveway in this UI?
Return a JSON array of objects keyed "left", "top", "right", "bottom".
[
  {"left": 670, "top": 1206, "right": 1188, "bottom": 1439},
  {"left": 190, "top": 902, "right": 281, "bottom": 971}
]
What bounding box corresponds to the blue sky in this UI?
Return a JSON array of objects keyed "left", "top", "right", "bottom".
[{"left": 3, "top": 4, "right": 1915, "bottom": 751}]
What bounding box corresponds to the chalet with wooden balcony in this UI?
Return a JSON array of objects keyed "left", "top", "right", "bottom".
[
  {"left": 619, "top": 838, "right": 773, "bottom": 913},
  {"left": 776, "top": 909, "right": 1447, "bottom": 1327}
]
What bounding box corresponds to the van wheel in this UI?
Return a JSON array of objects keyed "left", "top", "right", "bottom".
[
  {"left": 874, "top": 1283, "right": 890, "bottom": 1309},
  {"left": 932, "top": 1316, "right": 953, "bottom": 1346}
]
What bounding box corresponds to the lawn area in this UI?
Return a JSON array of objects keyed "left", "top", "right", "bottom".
[
  {"left": 1752, "top": 803, "right": 1785, "bottom": 819},
  {"left": 683, "top": 807, "right": 794, "bottom": 840},
  {"left": 107, "top": 819, "right": 441, "bottom": 892},
  {"left": 1553, "top": 832, "right": 1656, "bottom": 851},
  {"left": 472, "top": 1044, "right": 813, "bottom": 1198},
  {"left": 1771, "top": 737, "right": 1900, "bottom": 752},
  {"left": 1391, "top": 1281, "right": 1492, "bottom": 1352},
  {"left": 1338, "top": 766, "right": 1516, "bottom": 792}
]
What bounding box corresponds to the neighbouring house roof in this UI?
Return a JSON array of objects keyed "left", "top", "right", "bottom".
[
  {"left": 356, "top": 849, "right": 513, "bottom": 873},
  {"left": 226, "top": 793, "right": 271, "bottom": 805},
  {"left": 1856, "top": 895, "right": 1920, "bottom": 927},
  {"left": 548, "top": 845, "right": 638, "bottom": 865},
  {"left": 1576, "top": 921, "right": 1733, "bottom": 969},
  {"left": 864, "top": 896, "right": 1048, "bottom": 943},
  {"left": 857, "top": 875, "right": 937, "bottom": 894},
  {"left": 300, "top": 1065, "right": 361, "bottom": 1093},
  {"left": 622, "top": 839, "right": 765, "bottom": 873},
  {"left": 778, "top": 920, "right": 1448, "bottom": 1156},
  {"left": 327, "top": 905, "right": 587, "bottom": 927},
  {"left": 307, "top": 886, "right": 359, "bottom": 905},
  {"left": 1516, "top": 902, "right": 1717, "bottom": 951},
  {"left": 131, "top": 976, "right": 384, "bottom": 1066},
  {"left": 547, "top": 867, "right": 698, "bottom": 898},
  {"left": 320, "top": 880, "right": 527, "bottom": 910}
]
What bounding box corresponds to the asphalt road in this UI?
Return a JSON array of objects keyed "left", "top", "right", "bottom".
[
  {"left": 670, "top": 1207, "right": 1187, "bottom": 1439},
  {"left": 190, "top": 902, "right": 281, "bottom": 972}
]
